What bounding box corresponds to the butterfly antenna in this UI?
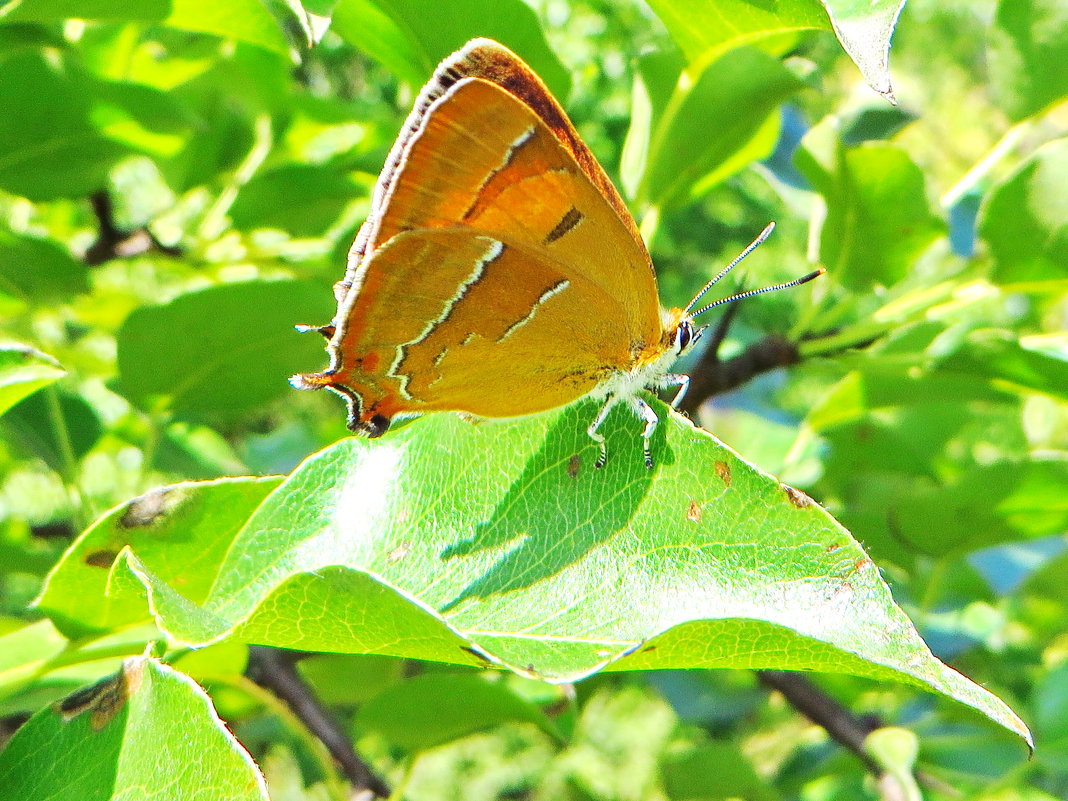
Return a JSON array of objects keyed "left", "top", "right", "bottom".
[
  {"left": 683, "top": 222, "right": 776, "bottom": 315},
  {"left": 689, "top": 267, "right": 826, "bottom": 319}
]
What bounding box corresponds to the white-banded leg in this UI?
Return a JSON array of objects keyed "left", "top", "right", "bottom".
[
  {"left": 588, "top": 396, "right": 618, "bottom": 468},
  {"left": 660, "top": 373, "right": 690, "bottom": 409},
  {"left": 630, "top": 396, "right": 659, "bottom": 469}
]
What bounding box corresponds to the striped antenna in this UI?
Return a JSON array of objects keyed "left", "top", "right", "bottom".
[
  {"left": 684, "top": 222, "right": 776, "bottom": 315},
  {"left": 688, "top": 267, "right": 825, "bottom": 319},
  {"left": 683, "top": 222, "right": 824, "bottom": 319}
]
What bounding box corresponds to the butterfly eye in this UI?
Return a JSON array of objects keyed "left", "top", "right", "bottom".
[{"left": 676, "top": 321, "right": 695, "bottom": 352}]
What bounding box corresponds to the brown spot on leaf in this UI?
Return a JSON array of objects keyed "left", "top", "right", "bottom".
[
  {"left": 387, "top": 542, "right": 411, "bottom": 563},
  {"left": 782, "top": 484, "right": 813, "bottom": 508},
  {"left": 714, "top": 461, "right": 731, "bottom": 487},
  {"left": 56, "top": 658, "right": 144, "bottom": 730},
  {"left": 119, "top": 487, "right": 176, "bottom": 529},
  {"left": 642, "top": 645, "right": 657, "bottom": 653},
  {"left": 686, "top": 501, "right": 702, "bottom": 522},
  {"left": 568, "top": 454, "right": 580, "bottom": 478},
  {"left": 85, "top": 550, "right": 120, "bottom": 568}
]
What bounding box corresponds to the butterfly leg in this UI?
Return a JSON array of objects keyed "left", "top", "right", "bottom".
[
  {"left": 588, "top": 396, "right": 619, "bottom": 469},
  {"left": 660, "top": 373, "right": 690, "bottom": 409},
  {"left": 630, "top": 396, "right": 659, "bottom": 469}
]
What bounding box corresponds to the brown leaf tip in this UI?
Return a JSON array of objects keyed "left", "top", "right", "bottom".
[
  {"left": 782, "top": 484, "right": 814, "bottom": 508},
  {"left": 55, "top": 658, "right": 145, "bottom": 730}
]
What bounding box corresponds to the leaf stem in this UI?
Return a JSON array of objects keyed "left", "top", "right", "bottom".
[
  {"left": 198, "top": 113, "right": 274, "bottom": 241},
  {"left": 940, "top": 120, "right": 1032, "bottom": 209},
  {"left": 43, "top": 385, "right": 91, "bottom": 531}
]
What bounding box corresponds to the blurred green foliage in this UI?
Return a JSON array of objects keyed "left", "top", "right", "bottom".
[{"left": 0, "top": 0, "right": 1066, "bottom": 799}]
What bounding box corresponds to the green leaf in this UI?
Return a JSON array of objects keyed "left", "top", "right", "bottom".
[
  {"left": 820, "top": 0, "right": 906, "bottom": 98},
  {"left": 164, "top": 0, "right": 291, "bottom": 56},
  {"left": 2, "top": 0, "right": 293, "bottom": 57},
  {"left": 229, "top": 163, "right": 361, "bottom": 237},
  {"left": 937, "top": 329, "right": 1068, "bottom": 402},
  {"left": 107, "top": 403, "right": 1029, "bottom": 744},
  {"left": 1, "top": 387, "right": 102, "bottom": 474},
  {"left": 796, "top": 129, "right": 945, "bottom": 291},
  {"left": 988, "top": 0, "right": 1068, "bottom": 122},
  {"left": 885, "top": 461, "right": 1068, "bottom": 555},
  {"left": 0, "top": 620, "right": 69, "bottom": 703},
  {"left": 806, "top": 368, "right": 1016, "bottom": 433},
  {"left": 978, "top": 137, "right": 1068, "bottom": 285},
  {"left": 115, "top": 280, "right": 336, "bottom": 422},
  {"left": 0, "top": 656, "right": 269, "bottom": 801},
  {"left": 0, "top": 230, "right": 88, "bottom": 304},
  {"left": 645, "top": 0, "right": 903, "bottom": 96},
  {"left": 35, "top": 476, "right": 283, "bottom": 637},
  {"left": 355, "top": 673, "right": 561, "bottom": 751},
  {"left": 637, "top": 48, "right": 803, "bottom": 209},
  {"left": 644, "top": 0, "right": 830, "bottom": 65},
  {"left": 0, "top": 345, "right": 66, "bottom": 418},
  {"left": 0, "top": 0, "right": 168, "bottom": 22},
  {"left": 0, "top": 51, "right": 130, "bottom": 201},
  {"left": 620, "top": 48, "right": 686, "bottom": 199},
  {"left": 331, "top": 0, "right": 570, "bottom": 99},
  {"left": 662, "top": 741, "right": 776, "bottom": 801}
]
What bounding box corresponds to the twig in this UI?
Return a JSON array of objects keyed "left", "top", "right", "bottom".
[
  {"left": 758, "top": 670, "right": 882, "bottom": 773},
  {"left": 83, "top": 190, "right": 183, "bottom": 266},
  {"left": 246, "top": 646, "right": 390, "bottom": 798},
  {"left": 678, "top": 330, "right": 801, "bottom": 417}
]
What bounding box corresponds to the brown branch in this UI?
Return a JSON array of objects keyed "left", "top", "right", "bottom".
[
  {"left": 678, "top": 332, "right": 801, "bottom": 417},
  {"left": 83, "top": 190, "right": 183, "bottom": 266},
  {"left": 758, "top": 671, "right": 882, "bottom": 773},
  {"left": 246, "top": 646, "right": 390, "bottom": 798}
]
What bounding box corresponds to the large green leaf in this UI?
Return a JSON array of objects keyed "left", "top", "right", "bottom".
[
  {"left": 0, "top": 51, "right": 130, "bottom": 201},
  {"left": 0, "top": 656, "right": 269, "bottom": 801},
  {"left": 0, "top": 231, "right": 89, "bottom": 304},
  {"left": 331, "top": 0, "right": 570, "bottom": 99},
  {"left": 228, "top": 163, "right": 362, "bottom": 237},
  {"left": 1, "top": 387, "right": 102, "bottom": 475},
  {"left": 636, "top": 48, "right": 803, "bottom": 210},
  {"left": 0, "top": 345, "right": 66, "bottom": 418},
  {"left": 988, "top": 0, "right": 1068, "bottom": 122},
  {"left": 644, "top": 0, "right": 828, "bottom": 63},
  {"left": 115, "top": 280, "right": 336, "bottom": 422},
  {"left": 796, "top": 127, "right": 945, "bottom": 291},
  {"left": 979, "top": 137, "right": 1068, "bottom": 285},
  {"left": 85, "top": 402, "right": 1030, "bottom": 744}
]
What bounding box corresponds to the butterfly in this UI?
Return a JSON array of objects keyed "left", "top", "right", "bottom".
[{"left": 292, "top": 38, "right": 821, "bottom": 468}]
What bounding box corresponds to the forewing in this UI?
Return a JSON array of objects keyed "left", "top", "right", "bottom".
[{"left": 340, "top": 40, "right": 660, "bottom": 347}]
